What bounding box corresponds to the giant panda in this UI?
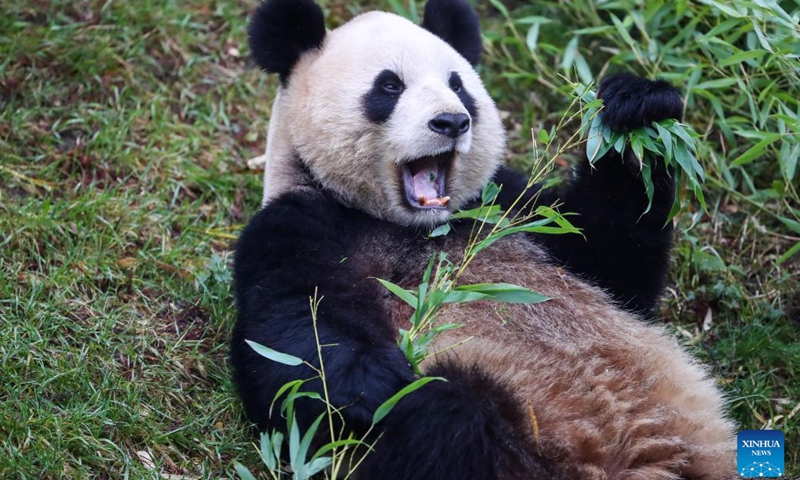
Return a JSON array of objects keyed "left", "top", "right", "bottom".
[{"left": 231, "top": 0, "right": 737, "bottom": 478}]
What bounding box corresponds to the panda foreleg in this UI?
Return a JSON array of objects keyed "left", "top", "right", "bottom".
[
  {"left": 231, "top": 192, "right": 416, "bottom": 433},
  {"left": 493, "top": 75, "right": 683, "bottom": 318}
]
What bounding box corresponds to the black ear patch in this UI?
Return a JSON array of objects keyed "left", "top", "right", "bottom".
[
  {"left": 421, "top": 0, "right": 482, "bottom": 65},
  {"left": 248, "top": 0, "right": 326, "bottom": 83}
]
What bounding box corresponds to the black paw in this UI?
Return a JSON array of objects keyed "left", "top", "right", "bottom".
[{"left": 597, "top": 74, "right": 682, "bottom": 132}]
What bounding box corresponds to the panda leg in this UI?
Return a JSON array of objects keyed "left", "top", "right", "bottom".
[
  {"left": 494, "top": 75, "right": 683, "bottom": 318},
  {"left": 354, "top": 360, "right": 553, "bottom": 480}
]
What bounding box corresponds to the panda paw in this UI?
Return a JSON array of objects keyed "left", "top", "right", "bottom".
[{"left": 597, "top": 74, "right": 682, "bottom": 133}]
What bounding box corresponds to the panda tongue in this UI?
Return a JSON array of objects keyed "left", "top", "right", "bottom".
[{"left": 411, "top": 164, "right": 440, "bottom": 201}]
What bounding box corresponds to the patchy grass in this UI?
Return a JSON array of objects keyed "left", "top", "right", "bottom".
[{"left": 1, "top": 0, "right": 797, "bottom": 478}]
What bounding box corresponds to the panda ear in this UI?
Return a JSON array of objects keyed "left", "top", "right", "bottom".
[
  {"left": 248, "top": 0, "right": 326, "bottom": 81},
  {"left": 421, "top": 0, "right": 482, "bottom": 65}
]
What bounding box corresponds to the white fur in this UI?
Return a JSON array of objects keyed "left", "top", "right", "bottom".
[{"left": 259, "top": 12, "right": 505, "bottom": 226}]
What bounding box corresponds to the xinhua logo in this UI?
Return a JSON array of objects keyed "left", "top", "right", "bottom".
[{"left": 737, "top": 430, "right": 784, "bottom": 477}]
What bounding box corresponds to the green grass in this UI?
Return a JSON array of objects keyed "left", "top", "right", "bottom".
[{"left": 1, "top": 0, "right": 798, "bottom": 478}]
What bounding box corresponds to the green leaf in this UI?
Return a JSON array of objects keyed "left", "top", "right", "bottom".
[
  {"left": 441, "top": 290, "right": 489, "bottom": 303},
  {"left": 428, "top": 223, "right": 451, "bottom": 238},
  {"left": 561, "top": 36, "right": 579, "bottom": 71},
  {"left": 778, "top": 241, "right": 800, "bottom": 265},
  {"left": 281, "top": 392, "right": 322, "bottom": 417},
  {"left": 454, "top": 283, "right": 550, "bottom": 304},
  {"left": 720, "top": 49, "right": 768, "bottom": 67},
  {"left": 780, "top": 142, "right": 798, "bottom": 181},
  {"left": 630, "top": 133, "right": 645, "bottom": 162},
  {"left": 693, "top": 248, "right": 727, "bottom": 272},
  {"left": 694, "top": 78, "right": 738, "bottom": 90},
  {"left": 233, "top": 461, "right": 259, "bottom": 480},
  {"left": 574, "top": 55, "right": 592, "bottom": 85},
  {"left": 260, "top": 431, "right": 279, "bottom": 471},
  {"left": 270, "top": 379, "right": 307, "bottom": 417},
  {"left": 609, "top": 13, "right": 635, "bottom": 46},
  {"left": 452, "top": 205, "right": 504, "bottom": 223},
  {"left": 305, "top": 457, "right": 333, "bottom": 477},
  {"left": 639, "top": 160, "right": 654, "bottom": 217},
  {"left": 654, "top": 122, "right": 673, "bottom": 162},
  {"left": 526, "top": 22, "right": 540, "bottom": 52},
  {"left": 674, "top": 143, "right": 698, "bottom": 181},
  {"left": 538, "top": 128, "right": 549, "bottom": 144},
  {"left": 375, "top": 278, "right": 418, "bottom": 307},
  {"left": 779, "top": 218, "right": 800, "bottom": 235},
  {"left": 245, "top": 340, "right": 303, "bottom": 366},
  {"left": 481, "top": 182, "right": 501, "bottom": 205},
  {"left": 372, "top": 377, "right": 444, "bottom": 425},
  {"left": 731, "top": 133, "right": 781, "bottom": 166},
  {"left": 271, "top": 431, "right": 284, "bottom": 471},
  {"left": 311, "top": 439, "right": 369, "bottom": 461},
  {"left": 295, "top": 413, "right": 327, "bottom": 476},
  {"left": 288, "top": 413, "right": 301, "bottom": 474},
  {"left": 486, "top": 0, "right": 509, "bottom": 19},
  {"left": 586, "top": 113, "right": 607, "bottom": 163}
]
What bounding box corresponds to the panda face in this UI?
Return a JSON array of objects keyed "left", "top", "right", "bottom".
[{"left": 280, "top": 12, "right": 505, "bottom": 226}]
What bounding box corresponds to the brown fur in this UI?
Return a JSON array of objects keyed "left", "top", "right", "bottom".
[{"left": 383, "top": 235, "right": 737, "bottom": 480}]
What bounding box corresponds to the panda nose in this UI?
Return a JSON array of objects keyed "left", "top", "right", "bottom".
[{"left": 428, "top": 113, "right": 470, "bottom": 138}]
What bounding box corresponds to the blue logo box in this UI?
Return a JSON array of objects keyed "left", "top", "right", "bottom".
[{"left": 737, "top": 430, "right": 784, "bottom": 477}]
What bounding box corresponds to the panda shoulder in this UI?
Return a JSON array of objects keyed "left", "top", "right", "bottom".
[{"left": 236, "top": 190, "right": 343, "bottom": 261}]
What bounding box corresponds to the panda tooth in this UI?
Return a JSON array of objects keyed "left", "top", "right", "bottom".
[{"left": 440, "top": 196, "right": 451, "bottom": 206}]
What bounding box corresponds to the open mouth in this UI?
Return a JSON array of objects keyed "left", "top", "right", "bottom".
[{"left": 400, "top": 151, "right": 453, "bottom": 210}]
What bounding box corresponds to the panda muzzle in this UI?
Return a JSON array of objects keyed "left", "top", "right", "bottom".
[{"left": 401, "top": 152, "right": 452, "bottom": 210}]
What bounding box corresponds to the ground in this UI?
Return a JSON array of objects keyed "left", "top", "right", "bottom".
[{"left": 1, "top": 0, "right": 798, "bottom": 478}]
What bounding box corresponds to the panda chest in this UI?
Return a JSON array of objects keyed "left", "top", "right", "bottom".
[{"left": 354, "top": 232, "right": 580, "bottom": 334}]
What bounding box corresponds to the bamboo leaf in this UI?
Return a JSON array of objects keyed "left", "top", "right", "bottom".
[
  {"left": 720, "top": 49, "right": 768, "bottom": 67},
  {"left": 375, "top": 278, "right": 418, "bottom": 307},
  {"left": 311, "top": 439, "right": 370, "bottom": 461},
  {"left": 441, "top": 290, "right": 490, "bottom": 303},
  {"left": 481, "top": 182, "right": 501, "bottom": 205},
  {"left": 245, "top": 340, "right": 303, "bottom": 366},
  {"left": 731, "top": 134, "right": 781, "bottom": 166},
  {"left": 296, "top": 413, "right": 327, "bottom": 475},
  {"left": 305, "top": 457, "right": 333, "bottom": 477},
  {"left": 454, "top": 283, "right": 550, "bottom": 304},
  {"left": 561, "top": 36, "right": 579, "bottom": 71},
  {"left": 233, "top": 462, "right": 259, "bottom": 480},
  {"left": 428, "top": 223, "right": 451, "bottom": 238},
  {"left": 372, "top": 377, "right": 445, "bottom": 425},
  {"left": 586, "top": 113, "right": 607, "bottom": 163},
  {"left": 259, "top": 432, "right": 277, "bottom": 471},
  {"left": 694, "top": 78, "right": 738, "bottom": 90}
]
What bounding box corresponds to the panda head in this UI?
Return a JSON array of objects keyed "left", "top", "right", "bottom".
[{"left": 250, "top": 0, "right": 505, "bottom": 227}]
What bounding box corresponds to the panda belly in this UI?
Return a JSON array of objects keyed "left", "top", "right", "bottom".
[{"left": 392, "top": 235, "right": 736, "bottom": 479}]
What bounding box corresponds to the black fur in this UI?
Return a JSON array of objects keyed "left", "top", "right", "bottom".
[
  {"left": 232, "top": 189, "right": 557, "bottom": 479},
  {"left": 597, "top": 73, "right": 683, "bottom": 132},
  {"left": 449, "top": 71, "right": 479, "bottom": 121},
  {"left": 362, "top": 70, "right": 405, "bottom": 124},
  {"left": 492, "top": 76, "right": 683, "bottom": 317},
  {"left": 356, "top": 360, "right": 554, "bottom": 479},
  {"left": 422, "top": 0, "right": 483, "bottom": 65},
  {"left": 232, "top": 191, "right": 418, "bottom": 430},
  {"left": 248, "top": 0, "right": 326, "bottom": 84},
  {"left": 232, "top": 75, "right": 682, "bottom": 477}
]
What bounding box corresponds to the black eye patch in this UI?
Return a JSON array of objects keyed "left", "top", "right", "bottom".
[
  {"left": 362, "top": 70, "right": 405, "bottom": 124},
  {"left": 449, "top": 72, "right": 478, "bottom": 122}
]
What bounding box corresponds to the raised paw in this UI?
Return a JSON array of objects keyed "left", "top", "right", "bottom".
[{"left": 597, "top": 74, "right": 682, "bottom": 133}]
